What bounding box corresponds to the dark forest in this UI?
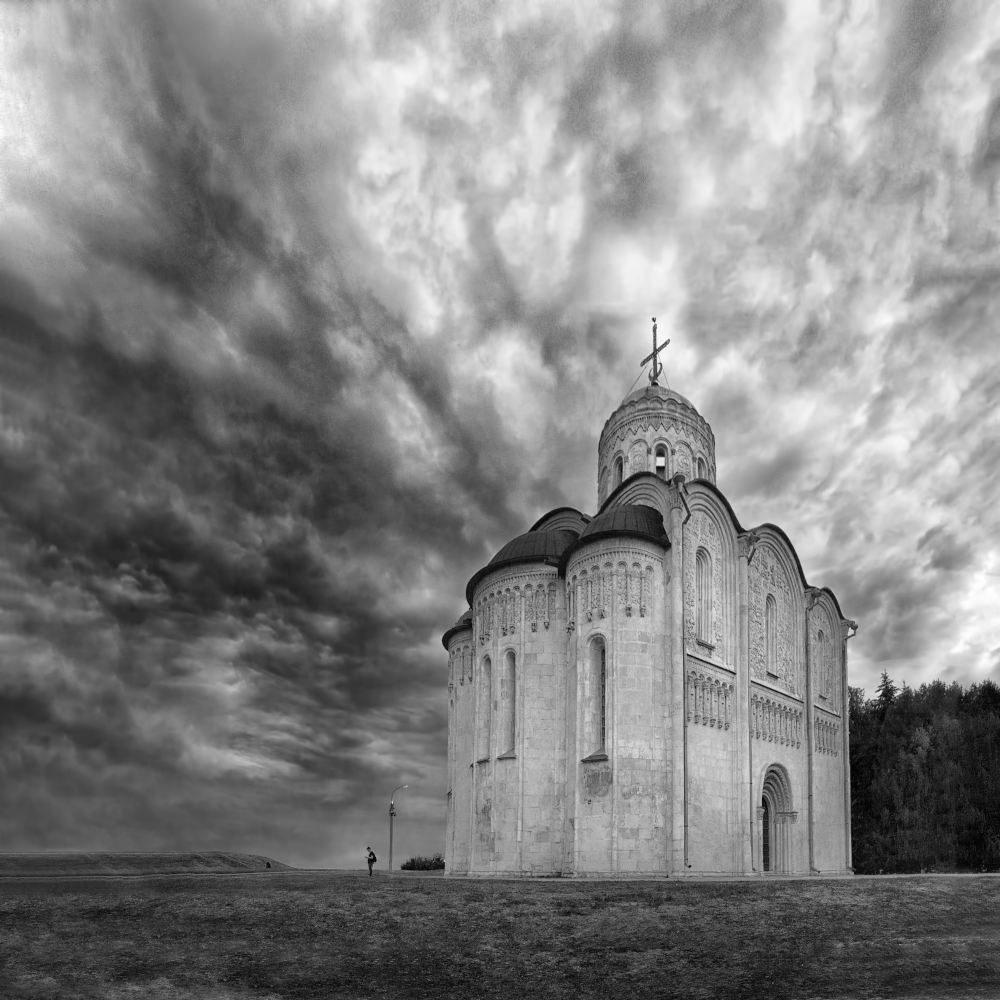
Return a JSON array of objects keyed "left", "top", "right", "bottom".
[{"left": 849, "top": 674, "right": 1000, "bottom": 874}]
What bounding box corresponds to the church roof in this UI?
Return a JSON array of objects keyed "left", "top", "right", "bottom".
[
  {"left": 598, "top": 382, "right": 715, "bottom": 453},
  {"left": 558, "top": 503, "right": 668, "bottom": 572},
  {"left": 465, "top": 529, "right": 579, "bottom": 605},
  {"left": 527, "top": 507, "right": 591, "bottom": 533},
  {"left": 620, "top": 383, "right": 696, "bottom": 410},
  {"left": 441, "top": 608, "right": 473, "bottom": 650}
]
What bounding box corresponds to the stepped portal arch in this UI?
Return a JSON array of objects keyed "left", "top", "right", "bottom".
[{"left": 756, "top": 764, "right": 796, "bottom": 874}]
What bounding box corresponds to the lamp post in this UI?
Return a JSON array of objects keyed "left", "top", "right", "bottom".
[{"left": 389, "top": 784, "right": 408, "bottom": 873}]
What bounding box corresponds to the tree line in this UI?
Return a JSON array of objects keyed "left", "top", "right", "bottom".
[{"left": 849, "top": 674, "right": 1000, "bottom": 873}]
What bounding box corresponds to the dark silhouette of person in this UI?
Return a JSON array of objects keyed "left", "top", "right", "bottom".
[{"left": 366, "top": 846, "right": 377, "bottom": 877}]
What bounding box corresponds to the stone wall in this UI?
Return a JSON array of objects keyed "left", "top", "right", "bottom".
[
  {"left": 459, "top": 563, "right": 567, "bottom": 874},
  {"left": 446, "top": 631, "right": 474, "bottom": 874},
  {"left": 812, "top": 707, "right": 847, "bottom": 871},
  {"left": 686, "top": 655, "right": 739, "bottom": 872},
  {"left": 566, "top": 537, "right": 669, "bottom": 873}
]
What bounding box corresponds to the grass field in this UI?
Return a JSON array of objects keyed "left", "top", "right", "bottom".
[{"left": 2, "top": 871, "right": 999, "bottom": 999}]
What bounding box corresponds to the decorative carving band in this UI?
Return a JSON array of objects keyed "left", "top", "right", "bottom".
[
  {"left": 815, "top": 717, "right": 840, "bottom": 756},
  {"left": 687, "top": 669, "right": 734, "bottom": 729},
  {"left": 751, "top": 692, "right": 803, "bottom": 749}
]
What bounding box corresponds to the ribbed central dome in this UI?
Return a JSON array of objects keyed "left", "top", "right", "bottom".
[
  {"left": 618, "top": 383, "right": 696, "bottom": 410},
  {"left": 597, "top": 381, "right": 716, "bottom": 505}
]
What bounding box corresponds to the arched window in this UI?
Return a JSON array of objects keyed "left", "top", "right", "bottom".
[
  {"left": 500, "top": 650, "right": 516, "bottom": 755},
  {"left": 696, "top": 548, "right": 712, "bottom": 643},
  {"left": 817, "top": 630, "right": 826, "bottom": 698},
  {"left": 696, "top": 456, "right": 707, "bottom": 480},
  {"left": 476, "top": 656, "right": 492, "bottom": 761},
  {"left": 765, "top": 595, "right": 778, "bottom": 677},
  {"left": 591, "top": 637, "right": 607, "bottom": 753},
  {"left": 613, "top": 456, "right": 623, "bottom": 489},
  {"left": 655, "top": 446, "right": 668, "bottom": 480}
]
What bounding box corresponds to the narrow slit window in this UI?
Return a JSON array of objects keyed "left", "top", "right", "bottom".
[
  {"left": 765, "top": 596, "right": 778, "bottom": 677},
  {"left": 613, "top": 456, "right": 623, "bottom": 489},
  {"left": 655, "top": 446, "right": 667, "bottom": 480},
  {"left": 696, "top": 547, "right": 712, "bottom": 642},
  {"left": 500, "top": 650, "right": 515, "bottom": 754},
  {"left": 600, "top": 644, "right": 607, "bottom": 750},
  {"left": 477, "top": 656, "right": 492, "bottom": 760},
  {"left": 817, "top": 630, "right": 826, "bottom": 698},
  {"left": 590, "top": 637, "right": 607, "bottom": 754}
]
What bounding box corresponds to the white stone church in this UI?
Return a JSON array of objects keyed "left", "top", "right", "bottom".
[{"left": 442, "top": 364, "right": 857, "bottom": 876}]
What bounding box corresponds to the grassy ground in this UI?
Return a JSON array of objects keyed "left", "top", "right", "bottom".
[
  {"left": 0, "top": 852, "right": 290, "bottom": 878},
  {"left": 1, "top": 872, "right": 999, "bottom": 999}
]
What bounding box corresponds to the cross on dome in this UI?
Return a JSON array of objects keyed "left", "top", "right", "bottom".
[{"left": 640, "top": 317, "right": 670, "bottom": 386}]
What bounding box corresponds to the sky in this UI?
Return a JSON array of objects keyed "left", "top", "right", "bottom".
[{"left": 0, "top": 0, "right": 998, "bottom": 870}]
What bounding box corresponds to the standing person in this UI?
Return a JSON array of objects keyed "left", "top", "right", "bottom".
[{"left": 366, "top": 846, "right": 377, "bottom": 877}]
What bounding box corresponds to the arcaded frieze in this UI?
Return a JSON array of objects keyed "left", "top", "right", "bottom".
[
  {"left": 473, "top": 570, "right": 560, "bottom": 645},
  {"left": 687, "top": 662, "right": 735, "bottom": 730}
]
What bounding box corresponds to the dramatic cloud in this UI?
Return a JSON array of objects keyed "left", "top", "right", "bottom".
[{"left": 0, "top": 0, "right": 998, "bottom": 867}]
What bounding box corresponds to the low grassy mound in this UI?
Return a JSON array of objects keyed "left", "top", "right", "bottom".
[{"left": 0, "top": 852, "right": 291, "bottom": 877}]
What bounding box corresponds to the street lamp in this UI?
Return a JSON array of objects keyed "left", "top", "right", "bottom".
[{"left": 389, "top": 784, "right": 408, "bottom": 873}]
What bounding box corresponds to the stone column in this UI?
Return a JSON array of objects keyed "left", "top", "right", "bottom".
[
  {"left": 841, "top": 619, "right": 858, "bottom": 872},
  {"left": 470, "top": 623, "right": 479, "bottom": 872},
  {"left": 755, "top": 806, "right": 765, "bottom": 873},
  {"left": 668, "top": 478, "right": 687, "bottom": 873},
  {"left": 737, "top": 532, "right": 757, "bottom": 873},
  {"left": 447, "top": 654, "right": 455, "bottom": 870},
  {"left": 804, "top": 589, "right": 819, "bottom": 874}
]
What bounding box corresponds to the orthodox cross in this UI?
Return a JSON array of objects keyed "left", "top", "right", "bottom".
[{"left": 640, "top": 317, "right": 670, "bottom": 385}]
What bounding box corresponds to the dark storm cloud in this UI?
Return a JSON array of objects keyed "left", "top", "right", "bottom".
[
  {"left": 879, "top": 0, "right": 953, "bottom": 118},
  {"left": 0, "top": 0, "right": 516, "bottom": 863},
  {"left": 917, "top": 525, "right": 974, "bottom": 573}
]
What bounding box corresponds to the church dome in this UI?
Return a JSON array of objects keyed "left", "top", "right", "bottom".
[
  {"left": 441, "top": 608, "right": 473, "bottom": 650},
  {"left": 579, "top": 503, "right": 667, "bottom": 542},
  {"left": 559, "top": 504, "right": 668, "bottom": 571},
  {"left": 465, "top": 529, "right": 578, "bottom": 605},
  {"left": 597, "top": 382, "right": 716, "bottom": 506}
]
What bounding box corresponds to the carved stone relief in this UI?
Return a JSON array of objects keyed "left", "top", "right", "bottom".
[
  {"left": 749, "top": 545, "right": 798, "bottom": 696},
  {"left": 629, "top": 440, "right": 648, "bottom": 477},
  {"left": 751, "top": 691, "right": 803, "bottom": 748},
  {"left": 815, "top": 715, "right": 840, "bottom": 756},
  {"left": 570, "top": 549, "right": 659, "bottom": 626},
  {"left": 684, "top": 510, "right": 726, "bottom": 656},
  {"left": 687, "top": 665, "right": 734, "bottom": 729},
  {"left": 475, "top": 569, "right": 557, "bottom": 645},
  {"left": 809, "top": 605, "right": 839, "bottom": 713}
]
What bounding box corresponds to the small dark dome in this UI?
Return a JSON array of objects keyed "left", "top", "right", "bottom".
[
  {"left": 466, "top": 529, "right": 578, "bottom": 605},
  {"left": 579, "top": 504, "right": 666, "bottom": 541},
  {"left": 441, "top": 608, "right": 474, "bottom": 650},
  {"left": 560, "top": 504, "right": 668, "bottom": 571},
  {"left": 489, "top": 529, "right": 578, "bottom": 566}
]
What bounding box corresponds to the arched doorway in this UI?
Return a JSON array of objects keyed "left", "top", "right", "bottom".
[{"left": 757, "top": 766, "right": 795, "bottom": 874}]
